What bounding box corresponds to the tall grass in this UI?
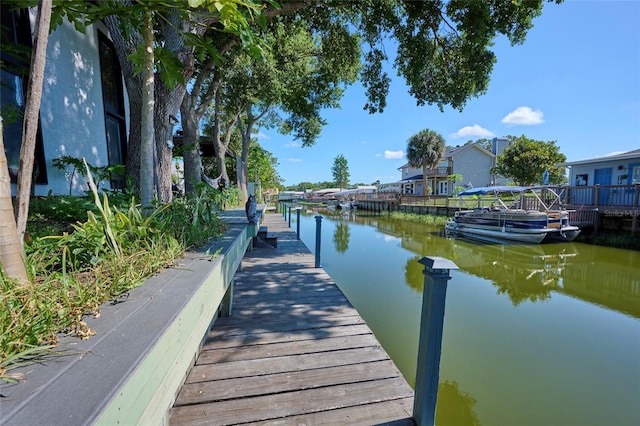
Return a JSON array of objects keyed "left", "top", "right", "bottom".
[
  {"left": 1, "top": 184, "right": 230, "bottom": 380},
  {"left": 388, "top": 210, "right": 449, "bottom": 226}
]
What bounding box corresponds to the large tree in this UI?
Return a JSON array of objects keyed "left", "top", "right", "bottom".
[
  {"left": 331, "top": 154, "right": 350, "bottom": 190},
  {"left": 406, "top": 128, "right": 446, "bottom": 196},
  {"left": 3, "top": 0, "right": 560, "bottom": 206},
  {"left": 492, "top": 136, "right": 566, "bottom": 186},
  {"left": 247, "top": 141, "right": 283, "bottom": 192}
]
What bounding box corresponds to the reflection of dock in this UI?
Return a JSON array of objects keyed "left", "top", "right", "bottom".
[{"left": 169, "top": 213, "right": 414, "bottom": 424}]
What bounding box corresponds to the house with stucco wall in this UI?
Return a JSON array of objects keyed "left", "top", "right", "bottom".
[{"left": 2, "top": 3, "right": 130, "bottom": 196}]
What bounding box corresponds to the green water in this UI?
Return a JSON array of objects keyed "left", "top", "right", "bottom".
[{"left": 294, "top": 208, "right": 640, "bottom": 426}]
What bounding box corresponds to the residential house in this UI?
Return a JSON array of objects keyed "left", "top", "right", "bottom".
[
  {"left": 562, "top": 149, "right": 640, "bottom": 187},
  {"left": 560, "top": 149, "right": 640, "bottom": 206},
  {"left": 396, "top": 137, "right": 511, "bottom": 195},
  {"left": 2, "top": 4, "right": 129, "bottom": 196}
]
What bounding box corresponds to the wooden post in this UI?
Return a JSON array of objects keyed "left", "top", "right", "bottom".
[
  {"left": 314, "top": 215, "right": 322, "bottom": 268},
  {"left": 219, "top": 279, "right": 234, "bottom": 317},
  {"left": 632, "top": 184, "right": 639, "bottom": 234},
  {"left": 413, "top": 256, "right": 459, "bottom": 426},
  {"left": 296, "top": 207, "right": 301, "bottom": 239}
]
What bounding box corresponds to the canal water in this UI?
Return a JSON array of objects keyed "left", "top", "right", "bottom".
[{"left": 291, "top": 207, "right": 640, "bottom": 426}]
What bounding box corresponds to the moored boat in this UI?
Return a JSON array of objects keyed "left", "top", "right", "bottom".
[{"left": 445, "top": 186, "right": 580, "bottom": 244}]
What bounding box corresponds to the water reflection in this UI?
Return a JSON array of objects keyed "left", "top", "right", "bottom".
[
  {"left": 299, "top": 208, "right": 640, "bottom": 425},
  {"left": 436, "top": 381, "right": 481, "bottom": 426},
  {"left": 311, "top": 208, "right": 640, "bottom": 319},
  {"left": 446, "top": 239, "right": 575, "bottom": 306},
  {"left": 333, "top": 222, "right": 350, "bottom": 253}
]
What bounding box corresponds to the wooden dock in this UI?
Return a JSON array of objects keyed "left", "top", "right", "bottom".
[{"left": 169, "top": 212, "right": 415, "bottom": 425}]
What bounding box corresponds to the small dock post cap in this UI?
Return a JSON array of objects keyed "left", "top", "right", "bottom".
[{"left": 418, "top": 256, "right": 459, "bottom": 273}]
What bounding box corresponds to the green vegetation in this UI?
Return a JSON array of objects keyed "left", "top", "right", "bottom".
[
  {"left": 388, "top": 211, "right": 448, "bottom": 227},
  {"left": 1, "top": 185, "right": 232, "bottom": 381},
  {"left": 492, "top": 136, "right": 567, "bottom": 185},
  {"left": 331, "top": 155, "right": 350, "bottom": 189}
]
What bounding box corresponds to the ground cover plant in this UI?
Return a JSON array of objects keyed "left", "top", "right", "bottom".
[{"left": 1, "top": 184, "right": 233, "bottom": 381}]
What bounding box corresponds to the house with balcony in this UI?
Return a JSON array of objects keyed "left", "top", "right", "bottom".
[{"left": 397, "top": 137, "right": 511, "bottom": 195}]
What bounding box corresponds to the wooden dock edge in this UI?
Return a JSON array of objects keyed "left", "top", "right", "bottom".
[{"left": 1, "top": 208, "right": 263, "bottom": 426}]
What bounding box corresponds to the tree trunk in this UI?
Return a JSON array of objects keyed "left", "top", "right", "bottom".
[
  {"left": 14, "top": 0, "right": 52, "bottom": 241},
  {"left": 0, "top": 121, "right": 28, "bottom": 283},
  {"left": 140, "top": 8, "right": 155, "bottom": 212},
  {"left": 422, "top": 165, "right": 428, "bottom": 197},
  {"left": 103, "top": 14, "right": 143, "bottom": 192},
  {"left": 180, "top": 93, "right": 201, "bottom": 195}
]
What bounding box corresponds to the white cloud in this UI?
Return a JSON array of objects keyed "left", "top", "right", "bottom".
[
  {"left": 502, "top": 106, "right": 545, "bottom": 125},
  {"left": 384, "top": 150, "right": 404, "bottom": 159},
  {"left": 288, "top": 158, "right": 302, "bottom": 163},
  {"left": 285, "top": 141, "right": 299, "bottom": 148},
  {"left": 450, "top": 125, "right": 494, "bottom": 139},
  {"left": 256, "top": 131, "right": 269, "bottom": 140}
]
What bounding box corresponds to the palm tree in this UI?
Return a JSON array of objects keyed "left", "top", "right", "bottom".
[{"left": 406, "top": 128, "right": 445, "bottom": 197}]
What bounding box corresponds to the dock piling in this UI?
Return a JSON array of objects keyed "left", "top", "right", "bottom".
[
  {"left": 314, "top": 215, "right": 323, "bottom": 268},
  {"left": 413, "top": 256, "right": 458, "bottom": 426}
]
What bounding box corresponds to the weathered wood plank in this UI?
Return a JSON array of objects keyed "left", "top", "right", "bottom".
[
  {"left": 228, "top": 304, "right": 359, "bottom": 317},
  {"left": 175, "top": 360, "right": 402, "bottom": 405},
  {"left": 184, "top": 346, "right": 391, "bottom": 384},
  {"left": 205, "top": 323, "right": 374, "bottom": 349},
  {"left": 248, "top": 397, "right": 415, "bottom": 425},
  {"left": 169, "top": 377, "right": 413, "bottom": 425},
  {"left": 198, "top": 334, "right": 380, "bottom": 364},
  {"left": 210, "top": 314, "right": 365, "bottom": 336}
]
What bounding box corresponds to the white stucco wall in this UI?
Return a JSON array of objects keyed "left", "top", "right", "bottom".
[
  {"left": 20, "top": 11, "right": 129, "bottom": 197},
  {"left": 37, "top": 18, "right": 107, "bottom": 195}
]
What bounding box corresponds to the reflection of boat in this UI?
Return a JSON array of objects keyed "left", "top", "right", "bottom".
[
  {"left": 328, "top": 200, "right": 357, "bottom": 211},
  {"left": 450, "top": 238, "right": 579, "bottom": 304},
  {"left": 445, "top": 186, "right": 580, "bottom": 244}
]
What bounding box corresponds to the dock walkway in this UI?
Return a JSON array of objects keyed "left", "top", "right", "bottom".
[{"left": 169, "top": 211, "right": 415, "bottom": 425}]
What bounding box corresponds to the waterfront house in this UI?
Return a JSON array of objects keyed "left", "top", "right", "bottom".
[
  {"left": 2, "top": 4, "right": 129, "bottom": 196},
  {"left": 561, "top": 149, "right": 640, "bottom": 187},
  {"left": 560, "top": 149, "right": 640, "bottom": 206},
  {"left": 396, "top": 137, "right": 511, "bottom": 195}
]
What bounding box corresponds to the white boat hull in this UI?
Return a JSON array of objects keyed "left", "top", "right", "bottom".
[{"left": 446, "top": 221, "right": 548, "bottom": 244}]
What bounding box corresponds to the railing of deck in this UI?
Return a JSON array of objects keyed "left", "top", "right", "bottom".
[{"left": 564, "top": 184, "right": 640, "bottom": 207}]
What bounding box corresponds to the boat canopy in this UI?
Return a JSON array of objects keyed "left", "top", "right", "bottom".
[{"left": 457, "top": 186, "right": 529, "bottom": 196}]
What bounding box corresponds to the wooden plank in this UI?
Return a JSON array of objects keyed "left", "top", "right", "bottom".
[
  {"left": 197, "top": 334, "right": 381, "bottom": 364},
  {"left": 175, "top": 360, "right": 402, "bottom": 405},
  {"left": 169, "top": 377, "right": 413, "bottom": 425},
  {"left": 204, "top": 323, "right": 375, "bottom": 349},
  {"left": 210, "top": 314, "right": 365, "bottom": 336},
  {"left": 249, "top": 397, "right": 415, "bottom": 425},
  {"left": 184, "top": 346, "right": 391, "bottom": 384},
  {"left": 229, "top": 304, "right": 359, "bottom": 318}
]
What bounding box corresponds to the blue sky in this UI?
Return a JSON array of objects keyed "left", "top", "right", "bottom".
[{"left": 258, "top": 0, "right": 640, "bottom": 187}]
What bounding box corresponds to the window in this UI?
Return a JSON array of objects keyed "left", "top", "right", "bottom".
[
  {"left": 1, "top": 4, "right": 48, "bottom": 184},
  {"left": 575, "top": 174, "right": 588, "bottom": 186},
  {"left": 631, "top": 164, "right": 640, "bottom": 184},
  {"left": 438, "top": 180, "right": 449, "bottom": 195},
  {"left": 98, "top": 32, "right": 127, "bottom": 189}
]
